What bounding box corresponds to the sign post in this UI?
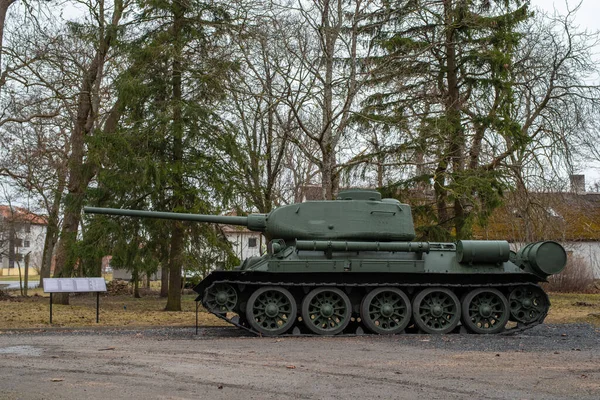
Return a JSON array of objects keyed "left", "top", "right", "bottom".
[{"left": 43, "top": 278, "right": 107, "bottom": 324}]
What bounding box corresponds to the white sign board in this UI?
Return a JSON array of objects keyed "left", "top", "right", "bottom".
[{"left": 43, "top": 278, "right": 107, "bottom": 293}]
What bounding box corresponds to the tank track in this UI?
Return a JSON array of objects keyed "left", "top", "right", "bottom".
[{"left": 200, "top": 279, "right": 549, "bottom": 336}]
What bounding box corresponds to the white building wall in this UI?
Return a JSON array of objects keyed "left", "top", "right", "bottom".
[
  {"left": 21, "top": 224, "right": 46, "bottom": 273},
  {"left": 225, "top": 231, "right": 263, "bottom": 260},
  {"left": 563, "top": 241, "right": 600, "bottom": 279},
  {"left": 1, "top": 223, "right": 46, "bottom": 274}
]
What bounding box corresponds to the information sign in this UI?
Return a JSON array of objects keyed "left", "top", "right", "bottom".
[
  {"left": 43, "top": 278, "right": 107, "bottom": 324},
  {"left": 43, "top": 278, "right": 107, "bottom": 293}
]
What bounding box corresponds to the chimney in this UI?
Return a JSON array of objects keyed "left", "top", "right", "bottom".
[{"left": 569, "top": 174, "right": 585, "bottom": 194}]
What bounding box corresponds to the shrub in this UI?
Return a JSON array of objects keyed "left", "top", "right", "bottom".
[{"left": 544, "top": 255, "right": 596, "bottom": 293}]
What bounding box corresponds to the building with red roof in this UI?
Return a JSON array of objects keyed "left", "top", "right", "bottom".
[{"left": 0, "top": 206, "right": 48, "bottom": 277}]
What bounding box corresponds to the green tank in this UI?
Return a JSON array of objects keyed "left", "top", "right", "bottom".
[{"left": 84, "top": 189, "right": 566, "bottom": 336}]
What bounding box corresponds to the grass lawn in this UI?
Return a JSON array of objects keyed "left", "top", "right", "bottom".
[
  {"left": 545, "top": 292, "right": 600, "bottom": 325},
  {"left": 1, "top": 289, "right": 599, "bottom": 330},
  {"left": 0, "top": 289, "right": 226, "bottom": 329},
  {"left": 0, "top": 276, "right": 41, "bottom": 282}
]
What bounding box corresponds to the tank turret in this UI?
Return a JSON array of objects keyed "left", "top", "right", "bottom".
[{"left": 84, "top": 189, "right": 416, "bottom": 242}]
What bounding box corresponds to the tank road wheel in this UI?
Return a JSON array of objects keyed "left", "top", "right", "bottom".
[
  {"left": 360, "top": 288, "right": 412, "bottom": 335},
  {"left": 204, "top": 283, "right": 238, "bottom": 313},
  {"left": 509, "top": 286, "right": 549, "bottom": 324},
  {"left": 412, "top": 288, "right": 461, "bottom": 334},
  {"left": 245, "top": 287, "right": 297, "bottom": 336},
  {"left": 302, "top": 287, "right": 352, "bottom": 335},
  {"left": 462, "top": 289, "right": 510, "bottom": 334}
]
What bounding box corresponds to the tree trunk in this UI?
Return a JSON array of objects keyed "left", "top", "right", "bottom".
[
  {"left": 23, "top": 253, "right": 29, "bottom": 297},
  {"left": 160, "top": 260, "right": 169, "bottom": 298},
  {"left": 0, "top": 0, "right": 16, "bottom": 76},
  {"left": 166, "top": 222, "right": 183, "bottom": 311},
  {"left": 165, "top": 0, "right": 185, "bottom": 311},
  {"left": 52, "top": 0, "right": 123, "bottom": 305},
  {"left": 39, "top": 186, "right": 63, "bottom": 289},
  {"left": 53, "top": 100, "right": 92, "bottom": 304},
  {"left": 16, "top": 258, "right": 22, "bottom": 296},
  {"left": 42, "top": 169, "right": 67, "bottom": 289},
  {"left": 133, "top": 270, "right": 140, "bottom": 298},
  {"left": 444, "top": 1, "right": 466, "bottom": 239},
  {"left": 319, "top": 0, "right": 337, "bottom": 200},
  {"left": 434, "top": 158, "right": 449, "bottom": 231}
]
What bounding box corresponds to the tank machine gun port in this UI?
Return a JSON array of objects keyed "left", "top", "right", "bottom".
[{"left": 83, "top": 189, "right": 567, "bottom": 336}]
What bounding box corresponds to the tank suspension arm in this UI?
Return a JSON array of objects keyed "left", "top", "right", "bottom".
[
  {"left": 83, "top": 207, "right": 267, "bottom": 231},
  {"left": 295, "top": 240, "right": 430, "bottom": 253}
]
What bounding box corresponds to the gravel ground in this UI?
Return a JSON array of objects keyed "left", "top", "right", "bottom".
[{"left": 1, "top": 323, "right": 599, "bottom": 399}]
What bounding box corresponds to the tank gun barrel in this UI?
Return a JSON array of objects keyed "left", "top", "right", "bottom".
[{"left": 83, "top": 207, "right": 267, "bottom": 231}]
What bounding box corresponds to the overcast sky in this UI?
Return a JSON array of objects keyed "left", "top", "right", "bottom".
[
  {"left": 530, "top": 1, "right": 600, "bottom": 184},
  {"left": 531, "top": 0, "right": 600, "bottom": 32}
]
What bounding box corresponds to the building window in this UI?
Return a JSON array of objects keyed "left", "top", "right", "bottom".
[
  {"left": 24, "top": 240, "right": 30, "bottom": 248},
  {"left": 25, "top": 224, "right": 31, "bottom": 233},
  {"left": 248, "top": 238, "right": 257, "bottom": 248}
]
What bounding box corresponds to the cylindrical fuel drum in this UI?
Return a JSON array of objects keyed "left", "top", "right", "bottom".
[
  {"left": 517, "top": 241, "right": 567, "bottom": 276},
  {"left": 456, "top": 240, "right": 511, "bottom": 264}
]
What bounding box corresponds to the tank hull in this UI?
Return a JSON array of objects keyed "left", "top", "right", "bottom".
[{"left": 194, "top": 242, "right": 555, "bottom": 336}]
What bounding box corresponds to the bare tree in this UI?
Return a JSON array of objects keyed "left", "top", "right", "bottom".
[
  {"left": 0, "top": 123, "right": 69, "bottom": 287},
  {"left": 221, "top": 12, "right": 295, "bottom": 212},
  {"left": 0, "top": 4, "right": 74, "bottom": 288},
  {"left": 264, "top": 0, "right": 379, "bottom": 199},
  {"left": 51, "top": 0, "right": 126, "bottom": 304}
]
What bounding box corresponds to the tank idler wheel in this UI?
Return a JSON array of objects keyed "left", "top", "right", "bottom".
[
  {"left": 246, "top": 286, "right": 297, "bottom": 336},
  {"left": 412, "top": 288, "right": 461, "bottom": 334},
  {"left": 301, "top": 287, "right": 352, "bottom": 335},
  {"left": 360, "top": 287, "right": 411, "bottom": 335},
  {"left": 462, "top": 288, "right": 509, "bottom": 334},
  {"left": 509, "top": 286, "right": 548, "bottom": 324},
  {"left": 204, "top": 283, "right": 238, "bottom": 313}
]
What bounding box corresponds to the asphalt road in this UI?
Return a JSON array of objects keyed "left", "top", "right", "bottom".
[
  {"left": 0, "top": 280, "right": 40, "bottom": 290},
  {"left": 1, "top": 324, "right": 599, "bottom": 400}
]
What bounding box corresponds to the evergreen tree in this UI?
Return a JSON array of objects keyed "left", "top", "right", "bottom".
[
  {"left": 361, "top": 0, "right": 531, "bottom": 240},
  {"left": 88, "top": 0, "right": 239, "bottom": 309}
]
